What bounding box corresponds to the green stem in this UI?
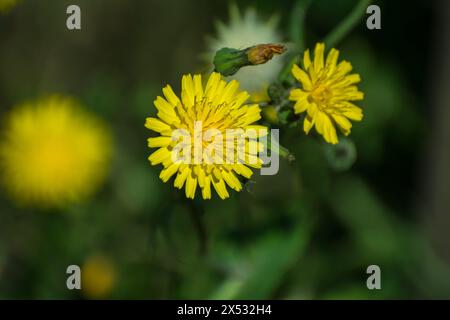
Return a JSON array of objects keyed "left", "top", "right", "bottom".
[
  {"left": 187, "top": 200, "right": 207, "bottom": 256},
  {"left": 323, "top": 0, "right": 372, "bottom": 48},
  {"left": 267, "top": 137, "right": 295, "bottom": 162},
  {"left": 279, "top": 0, "right": 312, "bottom": 84},
  {"left": 289, "top": 0, "right": 312, "bottom": 53}
]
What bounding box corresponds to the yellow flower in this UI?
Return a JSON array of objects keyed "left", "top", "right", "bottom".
[
  {"left": 145, "top": 72, "right": 267, "bottom": 200},
  {"left": 289, "top": 43, "right": 364, "bottom": 144},
  {"left": 82, "top": 255, "right": 116, "bottom": 299},
  {"left": 0, "top": 95, "right": 112, "bottom": 208},
  {"left": 0, "top": 0, "right": 18, "bottom": 13}
]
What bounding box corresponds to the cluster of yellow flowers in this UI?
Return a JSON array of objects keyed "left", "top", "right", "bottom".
[
  {"left": 0, "top": 44, "right": 362, "bottom": 205},
  {"left": 145, "top": 43, "right": 364, "bottom": 200}
]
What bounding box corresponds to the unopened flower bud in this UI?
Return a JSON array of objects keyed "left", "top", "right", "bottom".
[
  {"left": 246, "top": 44, "right": 286, "bottom": 65},
  {"left": 213, "top": 43, "right": 287, "bottom": 76}
]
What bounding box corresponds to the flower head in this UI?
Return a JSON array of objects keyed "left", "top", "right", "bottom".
[
  {"left": 207, "top": 5, "right": 284, "bottom": 100},
  {"left": 289, "top": 43, "right": 364, "bottom": 144},
  {"left": 145, "top": 72, "right": 267, "bottom": 200},
  {"left": 0, "top": 96, "right": 112, "bottom": 208}
]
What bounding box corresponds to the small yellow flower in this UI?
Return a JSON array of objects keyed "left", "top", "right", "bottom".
[
  {"left": 145, "top": 72, "right": 267, "bottom": 200},
  {"left": 289, "top": 43, "right": 364, "bottom": 144},
  {"left": 82, "top": 255, "right": 116, "bottom": 299},
  {"left": 0, "top": 95, "right": 112, "bottom": 208}
]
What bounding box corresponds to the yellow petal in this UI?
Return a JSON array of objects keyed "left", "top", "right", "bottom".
[
  {"left": 294, "top": 100, "right": 308, "bottom": 114},
  {"left": 303, "top": 49, "right": 311, "bottom": 70},
  {"left": 306, "top": 103, "right": 318, "bottom": 118},
  {"left": 213, "top": 167, "right": 222, "bottom": 180},
  {"left": 240, "top": 104, "right": 261, "bottom": 126},
  {"left": 197, "top": 166, "right": 206, "bottom": 187},
  {"left": 289, "top": 88, "right": 307, "bottom": 101},
  {"left": 343, "top": 73, "right": 361, "bottom": 86},
  {"left": 316, "top": 112, "right": 338, "bottom": 144},
  {"left": 174, "top": 166, "right": 190, "bottom": 189},
  {"left": 325, "top": 48, "right": 339, "bottom": 69},
  {"left": 292, "top": 64, "right": 312, "bottom": 90},
  {"left": 181, "top": 74, "right": 195, "bottom": 108},
  {"left": 332, "top": 114, "right": 352, "bottom": 135},
  {"left": 233, "top": 91, "right": 250, "bottom": 108},
  {"left": 303, "top": 115, "right": 315, "bottom": 134},
  {"left": 205, "top": 72, "right": 221, "bottom": 101},
  {"left": 147, "top": 136, "right": 172, "bottom": 148},
  {"left": 342, "top": 102, "right": 363, "bottom": 121},
  {"left": 202, "top": 175, "right": 211, "bottom": 199},
  {"left": 154, "top": 97, "right": 179, "bottom": 124},
  {"left": 211, "top": 80, "right": 226, "bottom": 106},
  {"left": 222, "top": 170, "right": 242, "bottom": 192},
  {"left": 162, "top": 85, "right": 181, "bottom": 106},
  {"left": 336, "top": 61, "right": 353, "bottom": 76},
  {"left": 314, "top": 43, "right": 325, "bottom": 71},
  {"left": 233, "top": 163, "right": 253, "bottom": 179},
  {"left": 220, "top": 79, "right": 239, "bottom": 104},
  {"left": 193, "top": 74, "right": 204, "bottom": 102},
  {"left": 185, "top": 171, "right": 197, "bottom": 199},
  {"left": 242, "top": 154, "right": 263, "bottom": 169},
  {"left": 145, "top": 117, "right": 171, "bottom": 133},
  {"left": 148, "top": 147, "right": 171, "bottom": 165},
  {"left": 159, "top": 163, "right": 180, "bottom": 182},
  {"left": 212, "top": 178, "right": 229, "bottom": 200}
]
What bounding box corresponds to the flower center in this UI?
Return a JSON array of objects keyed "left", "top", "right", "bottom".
[{"left": 309, "top": 84, "right": 332, "bottom": 106}]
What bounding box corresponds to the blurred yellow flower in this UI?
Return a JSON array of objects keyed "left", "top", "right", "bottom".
[
  {"left": 145, "top": 72, "right": 267, "bottom": 200},
  {"left": 0, "top": 0, "right": 18, "bottom": 13},
  {"left": 289, "top": 43, "right": 364, "bottom": 144},
  {"left": 0, "top": 96, "right": 112, "bottom": 208},
  {"left": 82, "top": 255, "right": 116, "bottom": 299}
]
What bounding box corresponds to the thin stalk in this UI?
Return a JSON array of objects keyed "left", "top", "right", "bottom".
[
  {"left": 267, "top": 137, "right": 295, "bottom": 162},
  {"left": 289, "top": 0, "right": 312, "bottom": 53},
  {"left": 279, "top": 0, "right": 311, "bottom": 84},
  {"left": 324, "top": 0, "right": 372, "bottom": 48}
]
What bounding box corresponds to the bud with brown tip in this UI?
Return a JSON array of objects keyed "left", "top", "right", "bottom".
[
  {"left": 246, "top": 44, "right": 287, "bottom": 65},
  {"left": 213, "top": 43, "right": 286, "bottom": 76}
]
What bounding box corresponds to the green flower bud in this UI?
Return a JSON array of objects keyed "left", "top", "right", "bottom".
[{"left": 213, "top": 44, "right": 286, "bottom": 76}]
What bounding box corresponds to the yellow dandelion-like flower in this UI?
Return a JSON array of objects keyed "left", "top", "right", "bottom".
[
  {"left": 0, "top": 0, "right": 18, "bottom": 13},
  {"left": 145, "top": 72, "right": 268, "bottom": 200},
  {"left": 289, "top": 43, "right": 364, "bottom": 144},
  {"left": 0, "top": 95, "right": 112, "bottom": 208}
]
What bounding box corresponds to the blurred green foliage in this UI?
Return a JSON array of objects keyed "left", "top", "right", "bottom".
[{"left": 0, "top": 0, "right": 448, "bottom": 299}]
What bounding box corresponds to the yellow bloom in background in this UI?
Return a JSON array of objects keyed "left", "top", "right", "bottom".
[
  {"left": 207, "top": 5, "right": 284, "bottom": 101},
  {"left": 145, "top": 72, "right": 267, "bottom": 200},
  {"left": 82, "top": 255, "right": 116, "bottom": 299},
  {"left": 289, "top": 43, "right": 364, "bottom": 144},
  {"left": 0, "top": 0, "right": 18, "bottom": 13},
  {"left": 0, "top": 96, "right": 112, "bottom": 208}
]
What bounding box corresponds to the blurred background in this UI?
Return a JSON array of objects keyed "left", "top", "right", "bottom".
[{"left": 1, "top": 0, "right": 449, "bottom": 299}]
